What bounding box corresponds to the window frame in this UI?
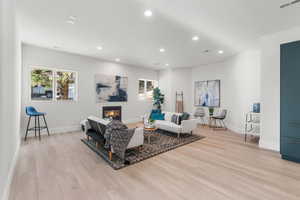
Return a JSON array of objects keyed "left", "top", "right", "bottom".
[
  {"left": 138, "top": 78, "right": 158, "bottom": 99},
  {"left": 29, "top": 66, "right": 78, "bottom": 102}
]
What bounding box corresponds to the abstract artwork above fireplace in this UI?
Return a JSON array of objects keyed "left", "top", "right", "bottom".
[{"left": 95, "top": 74, "right": 128, "bottom": 103}]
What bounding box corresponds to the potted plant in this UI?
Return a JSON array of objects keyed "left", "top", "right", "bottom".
[
  {"left": 208, "top": 107, "right": 214, "bottom": 116},
  {"left": 152, "top": 87, "right": 165, "bottom": 111}
]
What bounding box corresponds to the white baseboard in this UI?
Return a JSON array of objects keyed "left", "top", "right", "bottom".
[
  {"left": 21, "top": 117, "right": 141, "bottom": 139},
  {"left": 1, "top": 139, "right": 20, "bottom": 200},
  {"left": 259, "top": 139, "right": 280, "bottom": 152},
  {"left": 49, "top": 125, "right": 81, "bottom": 134},
  {"left": 21, "top": 125, "right": 81, "bottom": 139}
]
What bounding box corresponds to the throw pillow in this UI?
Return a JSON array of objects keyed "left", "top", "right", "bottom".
[
  {"left": 177, "top": 115, "right": 182, "bottom": 125},
  {"left": 151, "top": 113, "right": 165, "bottom": 120},
  {"left": 181, "top": 112, "right": 190, "bottom": 121},
  {"left": 171, "top": 114, "right": 178, "bottom": 124},
  {"left": 150, "top": 109, "right": 161, "bottom": 119}
]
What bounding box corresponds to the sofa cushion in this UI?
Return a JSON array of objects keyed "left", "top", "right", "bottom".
[{"left": 155, "top": 120, "right": 182, "bottom": 133}]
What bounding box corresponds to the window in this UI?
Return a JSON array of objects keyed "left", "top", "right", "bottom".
[
  {"left": 56, "top": 71, "right": 76, "bottom": 100},
  {"left": 138, "top": 80, "right": 145, "bottom": 94},
  {"left": 146, "top": 80, "right": 154, "bottom": 92},
  {"left": 31, "top": 69, "right": 53, "bottom": 101},
  {"left": 138, "top": 79, "right": 158, "bottom": 98},
  {"left": 30, "top": 67, "right": 77, "bottom": 101}
]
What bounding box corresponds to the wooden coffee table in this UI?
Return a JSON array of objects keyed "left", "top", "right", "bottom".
[{"left": 144, "top": 127, "right": 159, "bottom": 144}]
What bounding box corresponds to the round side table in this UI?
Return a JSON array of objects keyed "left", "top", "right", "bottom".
[{"left": 144, "top": 127, "right": 159, "bottom": 144}]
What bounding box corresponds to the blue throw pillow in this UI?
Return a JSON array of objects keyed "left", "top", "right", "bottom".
[
  {"left": 150, "top": 109, "right": 161, "bottom": 119},
  {"left": 151, "top": 113, "right": 165, "bottom": 120}
]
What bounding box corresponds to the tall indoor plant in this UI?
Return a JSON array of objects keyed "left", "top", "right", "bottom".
[{"left": 153, "top": 87, "right": 165, "bottom": 111}]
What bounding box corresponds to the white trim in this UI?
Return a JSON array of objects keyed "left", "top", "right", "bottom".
[
  {"left": 259, "top": 139, "right": 280, "bottom": 152},
  {"left": 22, "top": 125, "right": 81, "bottom": 139},
  {"left": 1, "top": 140, "right": 20, "bottom": 200},
  {"left": 138, "top": 79, "right": 158, "bottom": 100}
]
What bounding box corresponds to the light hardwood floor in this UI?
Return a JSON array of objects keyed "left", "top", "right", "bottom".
[{"left": 9, "top": 125, "right": 300, "bottom": 200}]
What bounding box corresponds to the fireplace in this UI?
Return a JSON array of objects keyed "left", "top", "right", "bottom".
[{"left": 102, "top": 106, "right": 122, "bottom": 121}]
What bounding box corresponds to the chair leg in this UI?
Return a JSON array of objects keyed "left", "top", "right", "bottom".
[
  {"left": 42, "top": 115, "right": 50, "bottom": 136},
  {"left": 245, "top": 133, "right": 247, "bottom": 143},
  {"left": 109, "top": 151, "right": 113, "bottom": 161},
  {"left": 25, "top": 116, "right": 32, "bottom": 141},
  {"left": 38, "top": 116, "right": 41, "bottom": 140},
  {"left": 222, "top": 120, "right": 227, "bottom": 130},
  {"left": 34, "top": 116, "right": 37, "bottom": 137}
]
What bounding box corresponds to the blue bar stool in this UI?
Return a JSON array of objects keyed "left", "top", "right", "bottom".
[{"left": 25, "top": 106, "right": 50, "bottom": 141}]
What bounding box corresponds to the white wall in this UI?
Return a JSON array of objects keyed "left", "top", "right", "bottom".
[
  {"left": 0, "top": 0, "right": 21, "bottom": 199},
  {"left": 191, "top": 50, "right": 261, "bottom": 133},
  {"left": 21, "top": 44, "right": 158, "bottom": 136},
  {"left": 159, "top": 50, "right": 261, "bottom": 134},
  {"left": 260, "top": 27, "right": 300, "bottom": 151},
  {"left": 158, "top": 68, "right": 192, "bottom": 113}
]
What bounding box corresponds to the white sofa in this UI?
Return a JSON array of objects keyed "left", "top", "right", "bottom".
[
  {"left": 145, "top": 111, "right": 198, "bottom": 138},
  {"left": 81, "top": 116, "right": 144, "bottom": 150}
]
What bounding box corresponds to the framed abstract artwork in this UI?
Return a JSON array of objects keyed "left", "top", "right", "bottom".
[
  {"left": 194, "top": 80, "right": 220, "bottom": 107},
  {"left": 95, "top": 74, "right": 128, "bottom": 103}
]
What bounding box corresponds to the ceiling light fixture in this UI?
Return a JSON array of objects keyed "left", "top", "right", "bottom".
[
  {"left": 69, "top": 16, "right": 77, "bottom": 20},
  {"left": 66, "top": 20, "right": 75, "bottom": 24},
  {"left": 159, "top": 48, "right": 165, "bottom": 53},
  {"left": 115, "top": 58, "right": 120, "bottom": 62},
  {"left": 66, "top": 16, "right": 77, "bottom": 24},
  {"left": 218, "top": 50, "right": 224, "bottom": 54},
  {"left": 96, "top": 46, "right": 103, "bottom": 50},
  {"left": 192, "top": 36, "right": 199, "bottom": 41},
  {"left": 144, "top": 9, "right": 153, "bottom": 17},
  {"left": 165, "top": 63, "right": 169, "bottom": 66}
]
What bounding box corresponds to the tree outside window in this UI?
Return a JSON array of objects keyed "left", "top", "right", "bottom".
[
  {"left": 30, "top": 68, "right": 77, "bottom": 101},
  {"left": 31, "top": 69, "right": 53, "bottom": 100},
  {"left": 56, "top": 71, "right": 76, "bottom": 100}
]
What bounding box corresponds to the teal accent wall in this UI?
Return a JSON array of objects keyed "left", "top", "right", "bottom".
[{"left": 280, "top": 40, "right": 300, "bottom": 163}]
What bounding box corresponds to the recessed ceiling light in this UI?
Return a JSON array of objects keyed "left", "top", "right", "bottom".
[
  {"left": 69, "top": 16, "right": 77, "bottom": 20},
  {"left": 218, "top": 50, "right": 224, "bottom": 54},
  {"left": 165, "top": 63, "right": 169, "bottom": 66},
  {"left": 159, "top": 48, "right": 165, "bottom": 53},
  {"left": 96, "top": 46, "right": 103, "bottom": 50},
  {"left": 66, "top": 20, "right": 75, "bottom": 24},
  {"left": 192, "top": 36, "right": 199, "bottom": 41},
  {"left": 144, "top": 9, "right": 153, "bottom": 17},
  {"left": 115, "top": 58, "right": 120, "bottom": 62}
]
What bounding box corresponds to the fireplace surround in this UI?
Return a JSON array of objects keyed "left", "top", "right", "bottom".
[{"left": 102, "top": 106, "right": 122, "bottom": 121}]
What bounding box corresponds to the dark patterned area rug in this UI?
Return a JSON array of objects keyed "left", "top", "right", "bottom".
[{"left": 81, "top": 130, "right": 205, "bottom": 170}]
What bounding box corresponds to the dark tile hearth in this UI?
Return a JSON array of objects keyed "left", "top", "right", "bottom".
[{"left": 81, "top": 130, "right": 205, "bottom": 170}]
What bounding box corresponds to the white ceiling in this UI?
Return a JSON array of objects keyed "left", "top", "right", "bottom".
[{"left": 17, "top": 0, "right": 300, "bottom": 69}]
